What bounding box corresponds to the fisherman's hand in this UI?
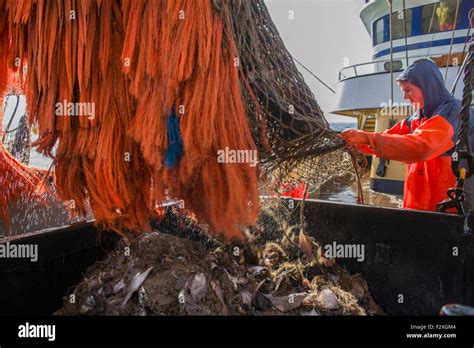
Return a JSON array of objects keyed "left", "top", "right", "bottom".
[{"left": 340, "top": 129, "right": 370, "bottom": 145}]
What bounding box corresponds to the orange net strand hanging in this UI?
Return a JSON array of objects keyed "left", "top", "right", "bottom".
[{"left": 121, "top": 0, "right": 259, "bottom": 240}]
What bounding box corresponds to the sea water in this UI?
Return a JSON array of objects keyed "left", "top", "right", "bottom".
[
  {"left": 319, "top": 122, "right": 362, "bottom": 203},
  {"left": 329, "top": 122, "right": 356, "bottom": 132}
]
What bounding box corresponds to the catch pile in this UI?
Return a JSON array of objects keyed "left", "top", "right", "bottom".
[{"left": 57, "top": 206, "right": 382, "bottom": 316}]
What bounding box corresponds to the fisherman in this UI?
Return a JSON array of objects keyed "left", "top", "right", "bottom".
[{"left": 341, "top": 58, "right": 474, "bottom": 213}]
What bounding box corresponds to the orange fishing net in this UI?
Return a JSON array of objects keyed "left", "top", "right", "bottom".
[
  {"left": 0, "top": 2, "right": 44, "bottom": 233},
  {"left": 4, "top": 0, "right": 155, "bottom": 236},
  {"left": 1, "top": 0, "right": 345, "bottom": 241}
]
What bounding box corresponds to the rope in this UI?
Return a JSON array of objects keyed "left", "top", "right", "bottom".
[
  {"left": 2, "top": 94, "right": 19, "bottom": 143},
  {"left": 426, "top": 0, "right": 447, "bottom": 58},
  {"left": 437, "top": 31, "right": 474, "bottom": 216},
  {"left": 452, "top": 9, "right": 474, "bottom": 95},
  {"left": 388, "top": 0, "right": 394, "bottom": 123},
  {"left": 444, "top": 0, "right": 461, "bottom": 82},
  {"left": 455, "top": 39, "right": 473, "bottom": 158},
  {"left": 3, "top": 125, "right": 20, "bottom": 134},
  {"left": 402, "top": 0, "right": 409, "bottom": 67},
  {"left": 292, "top": 56, "right": 336, "bottom": 94}
]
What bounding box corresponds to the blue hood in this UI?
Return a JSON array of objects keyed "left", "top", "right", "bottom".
[{"left": 396, "top": 59, "right": 456, "bottom": 118}]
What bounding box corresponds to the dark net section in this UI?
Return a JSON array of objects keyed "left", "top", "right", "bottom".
[{"left": 220, "top": 0, "right": 358, "bottom": 185}]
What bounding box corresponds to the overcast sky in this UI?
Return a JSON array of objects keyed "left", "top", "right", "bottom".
[{"left": 265, "top": 0, "right": 372, "bottom": 122}]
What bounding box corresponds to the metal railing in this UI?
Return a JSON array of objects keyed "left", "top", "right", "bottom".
[{"left": 338, "top": 54, "right": 454, "bottom": 81}]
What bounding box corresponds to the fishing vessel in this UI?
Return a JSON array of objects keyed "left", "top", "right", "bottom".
[
  {"left": 0, "top": 0, "right": 473, "bottom": 317},
  {"left": 333, "top": 0, "right": 473, "bottom": 194}
]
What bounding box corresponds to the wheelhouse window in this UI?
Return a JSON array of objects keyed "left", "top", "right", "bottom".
[
  {"left": 372, "top": 0, "right": 468, "bottom": 46},
  {"left": 421, "top": 0, "right": 462, "bottom": 34},
  {"left": 373, "top": 9, "right": 413, "bottom": 46},
  {"left": 374, "top": 17, "right": 385, "bottom": 45}
]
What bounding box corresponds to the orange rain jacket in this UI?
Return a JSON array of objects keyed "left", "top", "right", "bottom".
[{"left": 357, "top": 59, "right": 473, "bottom": 212}]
